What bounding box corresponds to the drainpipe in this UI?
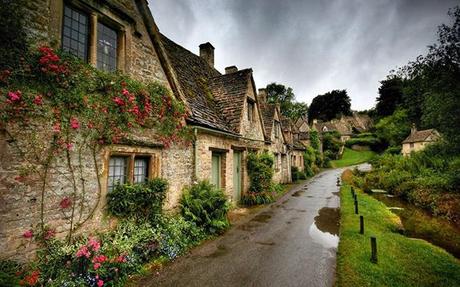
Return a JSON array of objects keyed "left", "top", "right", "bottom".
[{"left": 193, "top": 127, "right": 198, "bottom": 181}]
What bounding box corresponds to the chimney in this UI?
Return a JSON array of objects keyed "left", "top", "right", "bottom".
[
  {"left": 225, "top": 66, "right": 238, "bottom": 74},
  {"left": 257, "top": 88, "right": 267, "bottom": 104},
  {"left": 313, "top": 119, "right": 318, "bottom": 125},
  {"left": 199, "top": 42, "right": 214, "bottom": 68},
  {"left": 411, "top": 123, "right": 417, "bottom": 134}
]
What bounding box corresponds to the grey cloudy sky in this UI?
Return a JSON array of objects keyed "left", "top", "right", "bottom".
[{"left": 148, "top": 0, "right": 458, "bottom": 110}]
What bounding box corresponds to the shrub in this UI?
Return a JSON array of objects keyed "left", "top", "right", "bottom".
[
  {"left": 107, "top": 178, "right": 168, "bottom": 220},
  {"left": 322, "top": 131, "right": 343, "bottom": 160},
  {"left": 247, "top": 152, "right": 274, "bottom": 193},
  {"left": 241, "top": 192, "right": 274, "bottom": 205},
  {"left": 384, "top": 146, "right": 402, "bottom": 155},
  {"left": 0, "top": 260, "right": 21, "bottom": 287},
  {"left": 180, "top": 181, "right": 230, "bottom": 234},
  {"left": 345, "top": 136, "right": 384, "bottom": 152}
]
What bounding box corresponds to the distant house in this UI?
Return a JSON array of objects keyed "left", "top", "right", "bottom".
[
  {"left": 312, "top": 113, "right": 373, "bottom": 143},
  {"left": 402, "top": 125, "right": 441, "bottom": 156}
]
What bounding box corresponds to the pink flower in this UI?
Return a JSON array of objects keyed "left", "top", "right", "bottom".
[
  {"left": 23, "top": 230, "right": 33, "bottom": 239},
  {"left": 113, "top": 97, "right": 125, "bottom": 106},
  {"left": 33, "top": 95, "right": 43, "bottom": 105},
  {"left": 59, "top": 197, "right": 72, "bottom": 209},
  {"left": 44, "top": 229, "right": 56, "bottom": 240},
  {"left": 97, "top": 279, "right": 104, "bottom": 287},
  {"left": 70, "top": 117, "right": 80, "bottom": 129},
  {"left": 115, "top": 255, "right": 127, "bottom": 263},
  {"left": 121, "top": 88, "right": 130, "bottom": 96},
  {"left": 92, "top": 255, "right": 107, "bottom": 263},
  {"left": 7, "top": 90, "right": 21, "bottom": 102},
  {"left": 66, "top": 143, "right": 73, "bottom": 150},
  {"left": 52, "top": 122, "right": 61, "bottom": 133},
  {"left": 88, "top": 237, "right": 100, "bottom": 252},
  {"left": 93, "top": 263, "right": 101, "bottom": 270},
  {"left": 76, "top": 245, "right": 90, "bottom": 258}
]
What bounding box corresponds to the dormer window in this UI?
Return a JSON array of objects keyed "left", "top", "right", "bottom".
[{"left": 247, "top": 100, "right": 255, "bottom": 122}]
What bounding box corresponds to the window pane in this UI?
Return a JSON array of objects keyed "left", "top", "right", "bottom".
[
  {"left": 108, "top": 156, "right": 127, "bottom": 191},
  {"left": 97, "top": 22, "right": 118, "bottom": 72},
  {"left": 134, "top": 157, "right": 149, "bottom": 183},
  {"left": 62, "top": 5, "right": 88, "bottom": 61}
]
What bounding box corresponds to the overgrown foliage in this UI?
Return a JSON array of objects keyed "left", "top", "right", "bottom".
[
  {"left": 308, "top": 89, "right": 352, "bottom": 123},
  {"left": 266, "top": 82, "right": 308, "bottom": 120},
  {"left": 243, "top": 152, "right": 275, "bottom": 205},
  {"left": 180, "top": 181, "right": 230, "bottom": 234},
  {"left": 322, "top": 131, "right": 343, "bottom": 161},
  {"left": 107, "top": 179, "right": 168, "bottom": 220},
  {"left": 374, "top": 109, "right": 410, "bottom": 148}
]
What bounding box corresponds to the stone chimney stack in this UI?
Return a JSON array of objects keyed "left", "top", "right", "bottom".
[
  {"left": 411, "top": 123, "right": 417, "bottom": 134},
  {"left": 257, "top": 88, "right": 267, "bottom": 104},
  {"left": 199, "top": 42, "right": 214, "bottom": 68},
  {"left": 225, "top": 66, "right": 238, "bottom": 74}
]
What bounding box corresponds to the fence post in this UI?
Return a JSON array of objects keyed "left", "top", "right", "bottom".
[
  {"left": 370, "top": 237, "right": 378, "bottom": 263},
  {"left": 360, "top": 216, "right": 364, "bottom": 234},
  {"left": 351, "top": 187, "right": 355, "bottom": 198},
  {"left": 354, "top": 199, "right": 359, "bottom": 214}
]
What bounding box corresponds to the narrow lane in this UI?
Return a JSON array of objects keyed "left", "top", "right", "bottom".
[{"left": 139, "top": 168, "right": 343, "bottom": 287}]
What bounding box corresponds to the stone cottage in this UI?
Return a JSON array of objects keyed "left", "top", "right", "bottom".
[
  {"left": 402, "top": 125, "right": 441, "bottom": 156},
  {"left": 257, "top": 89, "right": 291, "bottom": 183},
  {"left": 0, "top": 0, "right": 195, "bottom": 261}
]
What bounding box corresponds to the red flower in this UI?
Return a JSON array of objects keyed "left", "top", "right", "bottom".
[
  {"left": 7, "top": 90, "right": 21, "bottom": 102},
  {"left": 97, "top": 279, "right": 104, "bottom": 287},
  {"left": 23, "top": 230, "right": 33, "bottom": 239},
  {"left": 52, "top": 122, "right": 61, "bottom": 133},
  {"left": 33, "top": 95, "right": 43, "bottom": 105},
  {"left": 65, "top": 143, "right": 73, "bottom": 151},
  {"left": 70, "top": 117, "right": 80, "bottom": 129},
  {"left": 76, "top": 245, "right": 90, "bottom": 258},
  {"left": 93, "top": 263, "right": 101, "bottom": 270},
  {"left": 44, "top": 229, "right": 56, "bottom": 240},
  {"left": 115, "top": 255, "right": 127, "bottom": 263},
  {"left": 59, "top": 197, "right": 72, "bottom": 209},
  {"left": 21, "top": 270, "right": 40, "bottom": 286},
  {"left": 93, "top": 255, "right": 107, "bottom": 263}
]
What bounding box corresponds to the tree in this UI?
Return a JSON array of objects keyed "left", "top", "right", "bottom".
[
  {"left": 397, "top": 6, "right": 460, "bottom": 151},
  {"left": 375, "top": 76, "right": 404, "bottom": 119},
  {"left": 375, "top": 109, "right": 410, "bottom": 147},
  {"left": 308, "top": 90, "right": 352, "bottom": 123},
  {"left": 265, "top": 82, "right": 308, "bottom": 120}
]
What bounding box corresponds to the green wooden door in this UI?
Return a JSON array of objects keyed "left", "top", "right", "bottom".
[
  {"left": 233, "top": 151, "right": 242, "bottom": 202},
  {"left": 211, "top": 153, "right": 221, "bottom": 188}
]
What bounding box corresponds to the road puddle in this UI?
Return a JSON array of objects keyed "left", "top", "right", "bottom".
[
  {"left": 251, "top": 211, "right": 273, "bottom": 223},
  {"left": 308, "top": 207, "right": 340, "bottom": 249},
  {"left": 292, "top": 189, "right": 306, "bottom": 197}
]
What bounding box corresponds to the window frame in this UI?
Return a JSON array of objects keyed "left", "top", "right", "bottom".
[
  {"left": 61, "top": 4, "right": 90, "bottom": 62},
  {"left": 247, "top": 100, "right": 255, "bottom": 122},
  {"left": 107, "top": 153, "right": 157, "bottom": 191},
  {"left": 96, "top": 20, "right": 119, "bottom": 72}
]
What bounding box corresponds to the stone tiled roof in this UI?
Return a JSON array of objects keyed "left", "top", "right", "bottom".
[
  {"left": 402, "top": 129, "right": 439, "bottom": 143},
  {"left": 159, "top": 34, "right": 236, "bottom": 133},
  {"left": 293, "top": 139, "right": 306, "bottom": 150},
  {"left": 280, "top": 115, "right": 292, "bottom": 132},
  {"left": 209, "top": 69, "right": 253, "bottom": 133},
  {"left": 259, "top": 103, "right": 276, "bottom": 139}
]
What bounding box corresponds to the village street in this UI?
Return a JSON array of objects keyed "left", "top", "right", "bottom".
[{"left": 138, "top": 168, "right": 343, "bottom": 287}]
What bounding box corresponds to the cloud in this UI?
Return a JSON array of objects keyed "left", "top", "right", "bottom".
[{"left": 149, "top": 0, "right": 458, "bottom": 110}]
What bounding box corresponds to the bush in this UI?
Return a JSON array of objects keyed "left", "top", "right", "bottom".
[
  {"left": 180, "top": 181, "right": 230, "bottom": 234},
  {"left": 345, "top": 136, "right": 384, "bottom": 152},
  {"left": 107, "top": 178, "right": 168, "bottom": 220},
  {"left": 0, "top": 260, "right": 21, "bottom": 287},
  {"left": 322, "top": 131, "right": 343, "bottom": 160},
  {"left": 241, "top": 192, "right": 274, "bottom": 205},
  {"left": 384, "top": 146, "right": 402, "bottom": 155},
  {"left": 247, "top": 151, "right": 274, "bottom": 193}
]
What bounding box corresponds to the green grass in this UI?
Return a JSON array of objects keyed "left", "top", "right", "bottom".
[
  {"left": 336, "top": 184, "right": 460, "bottom": 287},
  {"left": 331, "top": 148, "right": 376, "bottom": 168}
]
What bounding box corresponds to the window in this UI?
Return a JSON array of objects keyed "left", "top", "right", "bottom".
[
  {"left": 97, "top": 22, "right": 118, "bottom": 72},
  {"left": 133, "top": 157, "right": 149, "bottom": 184},
  {"left": 108, "top": 156, "right": 128, "bottom": 191},
  {"left": 274, "top": 153, "right": 279, "bottom": 170},
  {"left": 247, "top": 101, "right": 254, "bottom": 122},
  {"left": 62, "top": 5, "right": 89, "bottom": 61},
  {"left": 108, "top": 154, "right": 157, "bottom": 191},
  {"left": 410, "top": 143, "right": 414, "bottom": 149}
]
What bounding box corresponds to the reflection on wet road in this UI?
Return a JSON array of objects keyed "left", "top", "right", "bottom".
[{"left": 139, "top": 168, "right": 344, "bottom": 287}]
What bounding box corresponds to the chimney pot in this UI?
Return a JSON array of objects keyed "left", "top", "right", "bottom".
[
  {"left": 411, "top": 123, "right": 417, "bottom": 134},
  {"left": 225, "top": 66, "right": 238, "bottom": 74},
  {"left": 199, "top": 42, "right": 214, "bottom": 68}
]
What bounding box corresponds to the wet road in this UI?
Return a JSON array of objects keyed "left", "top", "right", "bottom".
[{"left": 139, "top": 169, "right": 343, "bottom": 287}]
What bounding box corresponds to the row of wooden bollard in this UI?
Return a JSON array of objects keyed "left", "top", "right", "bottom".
[{"left": 351, "top": 186, "right": 378, "bottom": 264}]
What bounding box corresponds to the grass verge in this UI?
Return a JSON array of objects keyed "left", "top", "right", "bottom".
[
  {"left": 336, "top": 174, "right": 460, "bottom": 287},
  {"left": 331, "top": 148, "right": 375, "bottom": 168}
]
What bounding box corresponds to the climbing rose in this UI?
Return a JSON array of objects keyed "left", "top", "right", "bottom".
[
  {"left": 7, "top": 90, "right": 21, "bottom": 102},
  {"left": 59, "top": 197, "right": 72, "bottom": 209},
  {"left": 93, "top": 255, "right": 107, "bottom": 263},
  {"left": 93, "top": 263, "right": 101, "bottom": 270},
  {"left": 97, "top": 279, "right": 104, "bottom": 287},
  {"left": 44, "top": 229, "right": 56, "bottom": 240},
  {"left": 23, "top": 230, "right": 33, "bottom": 238},
  {"left": 33, "top": 95, "right": 43, "bottom": 105},
  {"left": 52, "top": 122, "right": 61, "bottom": 133},
  {"left": 65, "top": 143, "right": 73, "bottom": 151},
  {"left": 88, "top": 237, "right": 101, "bottom": 252},
  {"left": 70, "top": 117, "right": 80, "bottom": 129},
  {"left": 76, "top": 245, "right": 90, "bottom": 258},
  {"left": 113, "top": 97, "right": 124, "bottom": 106},
  {"left": 21, "top": 270, "right": 40, "bottom": 286},
  {"left": 115, "top": 255, "right": 127, "bottom": 263}
]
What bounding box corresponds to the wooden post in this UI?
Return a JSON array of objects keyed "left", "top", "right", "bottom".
[
  {"left": 351, "top": 187, "right": 355, "bottom": 198},
  {"left": 370, "top": 237, "right": 378, "bottom": 263},
  {"left": 360, "top": 216, "right": 364, "bottom": 234},
  {"left": 354, "top": 199, "right": 359, "bottom": 214}
]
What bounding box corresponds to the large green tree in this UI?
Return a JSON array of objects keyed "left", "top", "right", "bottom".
[
  {"left": 375, "top": 76, "right": 404, "bottom": 119},
  {"left": 397, "top": 6, "right": 460, "bottom": 151},
  {"left": 266, "top": 83, "right": 308, "bottom": 120},
  {"left": 308, "top": 90, "right": 352, "bottom": 123}
]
